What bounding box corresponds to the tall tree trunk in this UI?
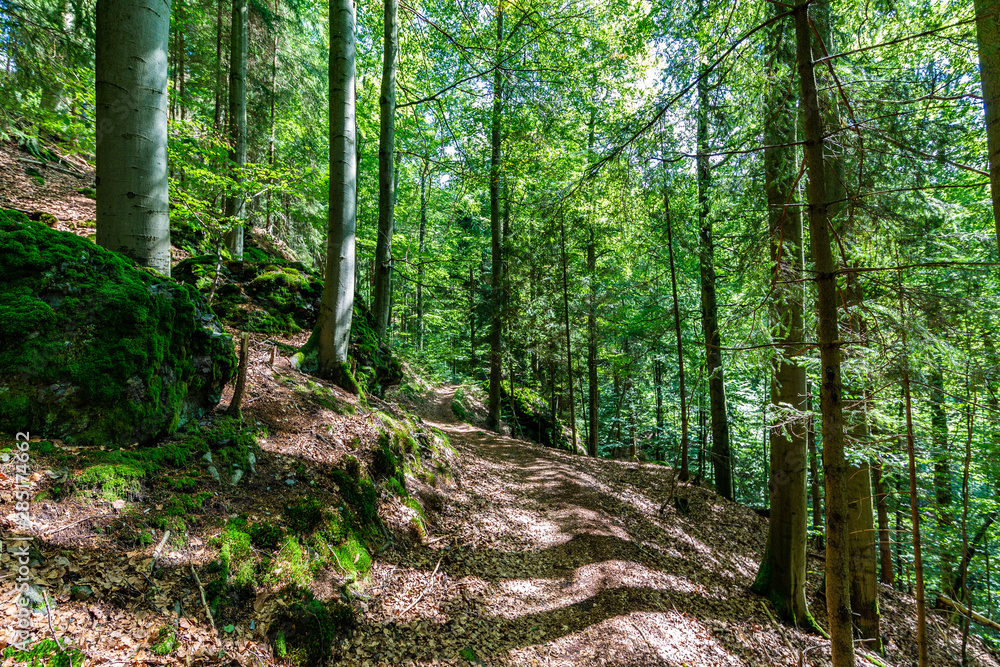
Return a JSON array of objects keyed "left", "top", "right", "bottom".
[
  {"left": 223, "top": 0, "right": 247, "bottom": 259},
  {"left": 752, "top": 5, "right": 811, "bottom": 626},
  {"left": 664, "top": 189, "right": 690, "bottom": 481},
  {"left": 903, "top": 368, "right": 929, "bottom": 666},
  {"left": 266, "top": 18, "right": 278, "bottom": 234},
  {"left": 974, "top": 0, "right": 1000, "bottom": 256},
  {"left": 469, "top": 264, "right": 477, "bottom": 371},
  {"left": 696, "top": 58, "right": 732, "bottom": 500},
  {"left": 654, "top": 355, "right": 664, "bottom": 458},
  {"left": 95, "top": 0, "right": 171, "bottom": 276},
  {"left": 486, "top": 1, "right": 504, "bottom": 432},
  {"left": 873, "top": 460, "right": 895, "bottom": 586},
  {"left": 177, "top": 0, "right": 185, "bottom": 121},
  {"left": 560, "top": 216, "right": 577, "bottom": 452},
  {"left": 417, "top": 161, "right": 428, "bottom": 350},
  {"left": 930, "top": 367, "right": 955, "bottom": 598},
  {"left": 586, "top": 105, "right": 599, "bottom": 458},
  {"left": 318, "top": 0, "right": 357, "bottom": 392},
  {"left": 795, "top": 5, "right": 853, "bottom": 665},
  {"left": 214, "top": 0, "right": 223, "bottom": 128},
  {"left": 372, "top": 0, "right": 398, "bottom": 339}
]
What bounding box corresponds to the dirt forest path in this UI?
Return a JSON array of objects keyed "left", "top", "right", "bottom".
[{"left": 345, "top": 386, "right": 824, "bottom": 667}]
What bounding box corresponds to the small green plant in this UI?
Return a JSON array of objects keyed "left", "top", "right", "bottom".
[
  {"left": 284, "top": 495, "right": 327, "bottom": 534},
  {"left": 249, "top": 521, "right": 285, "bottom": 550},
  {"left": 152, "top": 627, "right": 178, "bottom": 656},
  {"left": 76, "top": 463, "right": 145, "bottom": 502}
]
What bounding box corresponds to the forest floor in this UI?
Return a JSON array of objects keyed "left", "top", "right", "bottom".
[{"left": 2, "top": 140, "right": 999, "bottom": 665}]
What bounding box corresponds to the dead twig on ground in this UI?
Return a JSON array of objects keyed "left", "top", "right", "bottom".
[
  {"left": 43, "top": 513, "right": 113, "bottom": 536},
  {"left": 397, "top": 557, "right": 442, "bottom": 617}
]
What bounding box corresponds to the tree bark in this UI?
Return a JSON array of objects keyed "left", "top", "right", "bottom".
[
  {"left": 751, "top": 5, "right": 811, "bottom": 626},
  {"left": 214, "top": 0, "right": 223, "bottom": 128},
  {"left": 372, "top": 0, "right": 398, "bottom": 340},
  {"left": 318, "top": 0, "right": 357, "bottom": 391},
  {"left": 696, "top": 59, "right": 732, "bottom": 500},
  {"left": 223, "top": 0, "right": 247, "bottom": 259},
  {"left": 974, "top": 0, "right": 1000, "bottom": 255},
  {"left": 96, "top": 0, "right": 171, "bottom": 277},
  {"left": 417, "top": 160, "right": 428, "bottom": 350},
  {"left": 486, "top": 1, "right": 504, "bottom": 432},
  {"left": 586, "top": 106, "right": 599, "bottom": 458},
  {"left": 560, "top": 216, "right": 577, "bottom": 452},
  {"left": 794, "top": 5, "right": 853, "bottom": 665},
  {"left": 664, "top": 190, "right": 689, "bottom": 481},
  {"left": 808, "top": 386, "right": 824, "bottom": 550},
  {"left": 903, "top": 367, "right": 929, "bottom": 665},
  {"left": 930, "top": 367, "right": 955, "bottom": 598}
]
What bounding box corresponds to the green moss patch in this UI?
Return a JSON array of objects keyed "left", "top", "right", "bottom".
[
  {"left": 0, "top": 210, "right": 237, "bottom": 446},
  {"left": 3, "top": 639, "right": 85, "bottom": 667},
  {"left": 270, "top": 588, "right": 354, "bottom": 666}
]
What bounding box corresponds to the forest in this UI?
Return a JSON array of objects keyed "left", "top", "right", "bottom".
[{"left": 1, "top": 0, "right": 1000, "bottom": 663}]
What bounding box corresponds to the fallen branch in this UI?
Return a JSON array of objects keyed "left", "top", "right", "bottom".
[
  {"left": 44, "top": 513, "right": 113, "bottom": 536},
  {"left": 42, "top": 590, "right": 64, "bottom": 652},
  {"left": 397, "top": 557, "right": 442, "bottom": 617},
  {"left": 190, "top": 564, "right": 219, "bottom": 640},
  {"left": 937, "top": 595, "right": 1000, "bottom": 632}
]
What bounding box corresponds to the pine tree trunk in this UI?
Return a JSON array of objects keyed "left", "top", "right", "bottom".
[
  {"left": 903, "top": 368, "right": 929, "bottom": 666},
  {"left": 486, "top": 1, "right": 504, "bottom": 432},
  {"left": 266, "top": 19, "right": 277, "bottom": 234},
  {"left": 808, "top": 385, "right": 824, "bottom": 550},
  {"left": 223, "top": 0, "right": 247, "bottom": 259},
  {"left": 318, "top": 0, "right": 357, "bottom": 391},
  {"left": 417, "top": 161, "right": 428, "bottom": 350},
  {"left": 664, "top": 189, "right": 689, "bottom": 481},
  {"left": 931, "top": 367, "right": 955, "bottom": 598},
  {"left": 177, "top": 0, "right": 185, "bottom": 121},
  {"left": 560, "top": 216, "right": 577, "bottom": 452},
  {"left": 974, "top": 0, "right": 1000, "bottom": 255},
  {"left": 752, "top": 5, "right": 811, "bottom": 626},
  {"left": 96, "top": 0, "right": 171, "bottom": 276},
  {"left": 794, "top": 5, "right": 853, "bottom": 664},
  {"left": 372, "top": 0, "right": 398, "bottom": 339},
  {"left": 214, "top": 0, "right": 223, "bottom": 128},
  {"left": 696, "top": 61, "right": 732, "bottom": 500}
]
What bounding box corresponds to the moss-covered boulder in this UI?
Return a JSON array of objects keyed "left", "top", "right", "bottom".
[
  {"left": 0, "top": 210, "right": 237, "bottom": 446},
  {"left": 173, "top": 255, "right": 321, "bottom": 335}
]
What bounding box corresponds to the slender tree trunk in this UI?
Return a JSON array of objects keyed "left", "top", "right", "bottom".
[
  {"left": 752, "top": 5, "right": 811, "bottom": 626},
  {"left": 372, "top": 0, "right": 398, "bottom": 339},
  {"left": 486, "top": 1, "right": 504, "bottom": 431},
  {"left": 96, "top": 0, "right": 171, "bottom": 276},
  {"left": 469, "top": 264, "right": 477, "bottom": 371},
  {"left": 266, "top": 18, "right": 277, "bottom": 234},
  {"left": 223, "top": 0, "right": 247, "bottom": 259},
  {"left": 214, "top": 0, "right": 223, "bottom": 128},
  {"left": 318, "top": 0, "right": 357, "bottom": 391},
  {"left": 873, "top": 460, "right": 895, "bottom": 586},
  {"left": 417, "top": 161, "right": 428, "bottom": 350},
  {"left": 954, "top": 512, "right": 998, "bottom": 601},
  {"left": 696, "top": 58, "right": 732, "bottom": 500},
  {"left": 930, "top": 367, "right": 955, "bottom": 598},
  {"left": 974, "top": 0, "right": 1000, "bottom": 255},
  {"left": 560, "top": 216, "right": 577, "bottom": 452},
  {"left": 664, "top": 189, "right": 690, "bottom": 481},
  {"left": 903, "top": 367, "right": 929, "bottom": 666},
  {"left": 177, "top": 0, "right": 185, "bottom": 121},
  {"left": 795, "top": 5, "right": 853, "bottom": 664},
  {"left": 586, "top": 106, "right": 599, "bottom": 458},
  {"left": 654, "top": 355, "right": 664, "bottom": 458},
  {"left": 959, "top": 383, "right": 977, "bottom": 666}
]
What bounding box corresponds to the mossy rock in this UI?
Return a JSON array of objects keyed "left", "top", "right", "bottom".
[
  {"left": 0, "top": 210, "right": 237, "bottom": 446},
  {"left": 269, "top": 588, "right": 354, "bottom": 666}
]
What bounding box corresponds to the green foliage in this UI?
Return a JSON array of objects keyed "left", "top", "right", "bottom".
[
  {"left": 3, "top": 639, "right": 86, "bottom": 667},
  {"left": 0, "top": 211, "right": 236, "bottom": 446},
  {"left": 76, "top": 464, "right": 145, "bottom": 502},
  {"left": 249, "top": 522, "right": 286, "bottom": 550}
]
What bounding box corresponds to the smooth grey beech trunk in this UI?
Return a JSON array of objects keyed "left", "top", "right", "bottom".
[
  {"left": 318, "top": 0, "right": 357, "bottom": 387},
  {"left": 224, "top": 0, "right": 247, "bottom": 259},
  {"left": 95, "top": 0, "right": 171, "bottom": 276},
  {"left": 373, "top": 0, "right": 398, "bottom": 339}
]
